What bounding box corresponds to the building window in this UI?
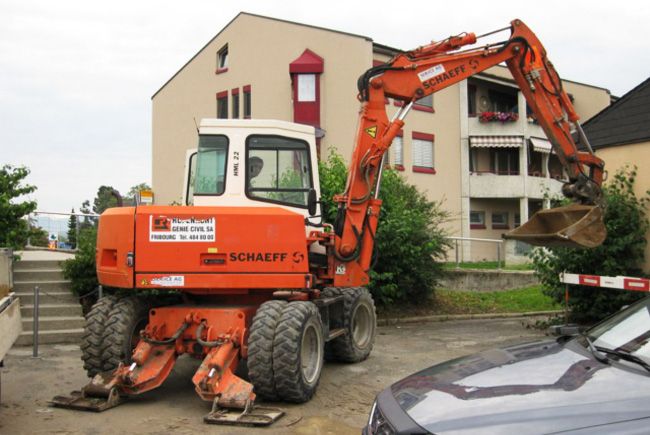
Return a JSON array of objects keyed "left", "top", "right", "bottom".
[
  {"left": 514, "top": 213, "right": 521, "bottom": 228},
  {"left": 231, "top": 88, "right": 239, "bottom": 119},
  {"left": 246, "top": 135, "right": 313, "bottom": 208},
  {"left": 490, "top": 148, "right": 519, "bottom": 175},
  {"left": 414, "top": 94, "right": 434, "bottom": 112},
  {"left": 243, "top": 85, "right": 251, "bottom": 119},
  {"left": 470, "top": 211, "right": 485, "bottom": 229},
  {"left": 488, "top": 89, "right": 517, "bottom": 113},
  {"left": 391, "top": 134, "right": 404, "bottom": 170},
  {"left": 297, "top": 74, "right": 316, "bottom": 102},
  {"left": 216, "top": 91, "right": 228, "bottom": 119},
  {"left": 216, "top": 44, "right": 228, "bottom": 73},
  {"left": 468, "top": 84, "right": 477, "bottom": 116},
  {"left": 412, "top": 132, "right": 435, "bottom": 173},
  {"left": 492, "top": 212, "right": 509, "bottom": 229}
]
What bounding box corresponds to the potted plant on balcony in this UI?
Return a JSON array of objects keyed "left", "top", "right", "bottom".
[{"left": 479, "top": 111, "right": 519, "bottom": 123}]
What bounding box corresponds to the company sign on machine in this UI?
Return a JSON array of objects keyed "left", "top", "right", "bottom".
[{"left": 149, "top": 216, "right": 216, "bottom": 242}]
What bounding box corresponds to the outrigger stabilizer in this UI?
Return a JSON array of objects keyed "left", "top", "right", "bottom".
[{"left": 50, "top": 306, "right": 284, "bottom": 426}]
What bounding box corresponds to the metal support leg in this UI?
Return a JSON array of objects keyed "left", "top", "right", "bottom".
[{"left": 455, "top": 240, "right": 459, "bottom": 269}]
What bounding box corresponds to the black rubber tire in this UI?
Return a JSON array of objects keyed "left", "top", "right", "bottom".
[
  {"left": 324, "top": 287, "right": 377, "bottom": 363},
  {"left": 247, "top": 300, "right": 287, "bottom": 401},
  {"left": 80, "top": 295, "right": 117, "bottom": 377},
  {"left": 272, "top": 301, "right": 324, "bottom": 403},
  {"left": 100, "top": 296, "right": 150, "bottom": 372}
]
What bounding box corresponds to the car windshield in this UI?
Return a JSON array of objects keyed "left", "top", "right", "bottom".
[{"left": 587, "top": 296, "right": 650, "bottom": 362}]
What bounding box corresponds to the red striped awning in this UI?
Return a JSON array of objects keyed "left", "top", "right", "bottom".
[{"left": 470, "top": 136, "right": 523, "bottom": 148}]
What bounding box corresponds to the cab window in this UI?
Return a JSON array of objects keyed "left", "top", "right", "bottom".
[
  {"left": 246, "top": 135, "right": 312, "bottom": 208},
  {"left": 194, "top": 135, "right": 228, "bottom": 195}
]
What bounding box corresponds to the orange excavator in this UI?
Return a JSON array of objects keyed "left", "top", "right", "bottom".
[{"left": 51, "top": 19, "right": 606, "bottom": 425}]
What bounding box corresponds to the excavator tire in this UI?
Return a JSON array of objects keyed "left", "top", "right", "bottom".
[
  {"left": 323, "top": 287, "right": 376, "bottom": 363},
  {"left": 247, "top": 300, "right": 287, "bottom": 401},
  {"left": 80, "top": 295, "right": 117, "bottom": 377},
  {"left": 100, "top": 296, "right": 150, "bottom": 372},
  {"left": 272, "top": 301, "right": 324, "bottom": 403}
]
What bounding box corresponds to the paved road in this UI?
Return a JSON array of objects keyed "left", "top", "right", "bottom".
[{"left": 1, "top": 317, "right": 547, "bottom": 434}]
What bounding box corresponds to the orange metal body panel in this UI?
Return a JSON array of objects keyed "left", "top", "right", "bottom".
[
  {"left": 96, "top": 205, "right": 311, "bottom": 292},
  {"left": 137, "top": 273, "right": 311, "bottom": 291},
  {"left": 96, "top": 207, "right": 135, "bottom": 288}
]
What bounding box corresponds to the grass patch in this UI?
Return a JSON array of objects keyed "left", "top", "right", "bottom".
[
  {"left": 377, "top": 285, "right": 561, "bottom": 318},
  {"left": 434, "top": 285, "right": 561, "bottom": 314},
  {"left": 443, "top": 261, "right": 534, "bottom": 271}
]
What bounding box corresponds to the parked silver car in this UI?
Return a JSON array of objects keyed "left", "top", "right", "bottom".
[{"left": 365, "top": 296, "right": 650, "bottom": 434}]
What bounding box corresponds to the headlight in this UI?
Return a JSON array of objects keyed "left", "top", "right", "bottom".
[{"left": 368, "top": 400, "right": 396, "bottom": 435}]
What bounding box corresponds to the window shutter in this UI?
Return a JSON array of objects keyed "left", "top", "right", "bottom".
[
  {"left": 391, "top": 136, "right": 403, "bottom": 166},
  {"left": 412, "top": 138, "right": 433, "bottom": 168}
]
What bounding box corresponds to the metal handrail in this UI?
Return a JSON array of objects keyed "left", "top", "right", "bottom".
[
  {"left": 33, "top": 211, "right": 99, "bottom": 217},
  {"left": 446, "top": 236, "right": 503, "bottom": 270}
]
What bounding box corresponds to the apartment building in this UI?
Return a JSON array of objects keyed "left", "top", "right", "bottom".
[{"left": 151, "top": 12, "right": 611, "bottom": 262}]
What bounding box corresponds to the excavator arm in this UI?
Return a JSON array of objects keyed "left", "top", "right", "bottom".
[{"left": 332, "top": 19, "right": 606, "bottom": 286}]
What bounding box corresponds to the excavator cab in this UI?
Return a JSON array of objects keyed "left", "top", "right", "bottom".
[{"left": 504, "top": 204, "right": 606, "bottom": 248}]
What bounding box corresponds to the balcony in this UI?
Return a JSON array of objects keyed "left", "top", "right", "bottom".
[
  {"left": 468, "top": 116, "right": 547, "bottom": 138},
  {"left": 469, "top": 172, "right": 563, "bottom": 199}
]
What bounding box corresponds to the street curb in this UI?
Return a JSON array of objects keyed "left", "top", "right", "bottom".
[{"left": 377, "top": 310, "right": 563, "bottom": 326}]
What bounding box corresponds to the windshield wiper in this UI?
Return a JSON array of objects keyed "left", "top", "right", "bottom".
[
  {"left": 595, "top": 346, "right": 650, "bottom": 372},
  {"left": 583, "top": 336, "right": 609, "bottom": 363}
]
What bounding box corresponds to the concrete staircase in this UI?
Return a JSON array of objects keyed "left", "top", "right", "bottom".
[{"left": 13, "top": 259, "right": 84, "bottom": 345}]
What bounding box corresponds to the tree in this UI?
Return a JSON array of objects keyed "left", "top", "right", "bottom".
[
  {"left": 319, "top": 150, "right": 450, "bottom": 305},
  {"left": 79, "top": 199, "right": 94, "bottom": 228},
  {"left": 93, "top": 185, "right": 121, "bottom": 215},
  {"left": 124, "top": 182, "right": 151, "bottom": 206},
  {"left": 0, "top": 165, "right": 37, "bottom": 250},
  {"left": 67, "top": 208, "right": 78, "bottom": 249},
  {"left": 29, "top": 226, "right": 49, "bottom": 247},
  {"left": 531, "top": 166, "right": 650, "bottom": 322}
]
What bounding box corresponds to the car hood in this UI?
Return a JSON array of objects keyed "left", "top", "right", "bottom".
[{"left": 391, "top": 339, "right": 650, "bottom": 434}]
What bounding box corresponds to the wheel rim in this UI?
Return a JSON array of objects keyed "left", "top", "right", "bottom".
[
  {"left": 351, "top": 302, "right": 373, "bottom": 349},
  {"left": 300, "top": 322, "right": 323, "bottom": 385}
]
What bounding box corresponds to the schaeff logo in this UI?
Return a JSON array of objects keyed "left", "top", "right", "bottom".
[{"left": 230, "top": 252, "right": 289, "bottom": 262}]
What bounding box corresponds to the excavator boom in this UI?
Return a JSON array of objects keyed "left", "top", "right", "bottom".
[{"left": 333, "top": 19, "right": 606, "bottom": 286}]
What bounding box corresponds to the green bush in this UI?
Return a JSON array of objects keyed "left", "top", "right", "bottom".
[
  {"left": 62, "top": 227, "right": 98, "bottom": 299},
  {"left": 531, "top": 166, "right": 649, "bottom": 322},
  {"left": 319, "top": 150, "right": 450, "bottom": 305}
]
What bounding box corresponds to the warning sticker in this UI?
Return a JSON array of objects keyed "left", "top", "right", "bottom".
[
  {"left": 417, "top": 64, "right": 445, "bottom": 82},
  {"left": 150, "top": 275, "right": 185, "bottom": 287},
  {"left": 149, "top": 216, "right": 216, "bottom": 242},
  {"left": 365, "top": 126, "right": 377, "bottom": 138}
]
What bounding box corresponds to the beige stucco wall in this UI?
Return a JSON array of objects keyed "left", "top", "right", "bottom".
[
  {"left": 596, "top": 141, "right": 650, "bottom": 272},
  {"left": 468, "top": 198, "right": 520, "bottom": 261},
  {"left": 152, "top": 14, "right": 372, "bottom": 205}
]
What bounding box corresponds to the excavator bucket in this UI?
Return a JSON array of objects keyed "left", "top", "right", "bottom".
[{"left": 504, "top": 204, "right": 606, "bottom": 248}]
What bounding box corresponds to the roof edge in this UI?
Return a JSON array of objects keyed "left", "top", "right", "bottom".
[
  {"left": 583, "top": 76, "right": 650, "bottom": 127},
  {"left": 151, "top": 12, "right": 372, "bottom": 99}
]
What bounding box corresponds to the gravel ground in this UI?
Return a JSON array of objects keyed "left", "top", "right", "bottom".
[{"left": 1, "top": 317, "right": 547, "bottom": 434}]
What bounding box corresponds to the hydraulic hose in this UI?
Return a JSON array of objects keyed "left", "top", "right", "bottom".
[
  {"left": 196, "top": 321, "right": 225, "bottom": 348},
  {"left": 141, "top": 321, "right": 189, "bottom": 345}
]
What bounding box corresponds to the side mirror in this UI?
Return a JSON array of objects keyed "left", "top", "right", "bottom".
[{"left": 307, "top": 189, "right": 318, "bottom": 216}]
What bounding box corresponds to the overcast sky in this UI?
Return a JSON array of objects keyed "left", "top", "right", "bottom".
[{"left": 2, "top": 0, "right": 649, "bottom": 214}]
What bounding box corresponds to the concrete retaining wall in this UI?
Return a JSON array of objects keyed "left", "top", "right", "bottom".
[
  {"left": 440, "top": 268, "right": 539, "bottom": 292},
  {"left": 0, "top": 248, "right": 13, "bottom": 298}
]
